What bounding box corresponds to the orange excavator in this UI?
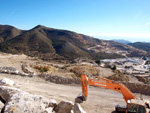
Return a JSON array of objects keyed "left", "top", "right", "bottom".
[{"left": 75, "top": 74, "right": 150, "bottom": 113}]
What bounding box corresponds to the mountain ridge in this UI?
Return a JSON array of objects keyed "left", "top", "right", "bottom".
[
  {"left": 0, "top": 25, "right": 148, "bottom": 60},
  {"left": 112, "top": 39, "right": 132, "bottom": 44},
  {"left": 128, "top": 42, "right": 150, "bottom": 53},
  {"left": 0, "top": 24, "right": 25, "bottom": 43}
]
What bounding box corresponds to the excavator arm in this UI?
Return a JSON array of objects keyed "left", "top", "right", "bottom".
[
  {"left": 75, "top": 74, "right": 149, "bottom": 113},
  {"left": 80, "top": 74, "right": 136, "bottom": 103}
]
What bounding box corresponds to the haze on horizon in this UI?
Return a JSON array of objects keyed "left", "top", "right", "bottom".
[
  {"left": 0, "top": 0, "right": 150, "bottom": 42},
  {"left": 92, "top": 35, "right": 150, "bottom": 43}
]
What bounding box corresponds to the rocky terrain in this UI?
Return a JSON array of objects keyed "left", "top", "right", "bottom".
[
  {"left": 0, "top": 77, "right": 86, "bottom": 113},
  {"left": 0, "top": 53, "right": 150, "bottom": 113}
]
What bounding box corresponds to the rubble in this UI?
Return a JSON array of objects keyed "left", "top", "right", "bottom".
[
  {"left": 0, "top": 66, "right": 34, "bottom": 77},
  {"left": 38, "top": 74, "right": 80, "bottom": 84},
  {"left": 107, "top": 71, "right": 129, "bottom": 82},
  {"left": 0, "top": 78, "right": 86, "bottom": 113},
  {"left": 0, "top": 78, "right": 14, "bottom": 86},
  {"left": 21, "top": 64, "right": 34, "bottom": 75},
  {"left": 0, "top": 67, "right": 19, "bottom": 75},
  {"left": 0, "top": 86, "right": 53, "bottom": 113}
]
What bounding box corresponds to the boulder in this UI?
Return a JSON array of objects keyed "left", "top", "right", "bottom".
[
  {"left": 0, "top": 86, "right": 21, "bottom": 102},
  {"left": 0, "top": 81, "right": 86, "bottom": 113},
  {"left": 0, "top": 78, "right": 14, "bottom": 86},
  {"left": 0, "top": 86, "right": 54, "bottom": 113},
  {"left": 4, "top": 92, "right": 50, "bottom": 113},
  {"left": 73, "top": 103, "right": 86, "bottom": 113},
  {"left": 54, "top": 101, "right": 74, "bottom": 113}
]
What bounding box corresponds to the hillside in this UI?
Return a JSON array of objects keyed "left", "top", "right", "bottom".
[
  {"left": 0, "top": 24, "right": 24, "bottom": 43},
  {"left": 128, "top": 42, "right": 150, "bottom": 53},
  {"left": 0, "top": 25, "right": 148, "bottom": 60}
]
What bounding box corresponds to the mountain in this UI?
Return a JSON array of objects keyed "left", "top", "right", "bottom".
[
  {"left": 0, "top": 25, "right": 148, "bottom": 60},
  {"left": 0, "top": 24, "right": 24, "bottom": 43},
  {"left": 112, "top": 39, "right": 132, "bottom": 44},
  {"left": 128, "top": 42, "right": 150, "bottom": 52}
]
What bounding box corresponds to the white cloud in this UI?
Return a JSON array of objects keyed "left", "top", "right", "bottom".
[{"left": 145, "top": 22, "right": 150, "bottom": 26}]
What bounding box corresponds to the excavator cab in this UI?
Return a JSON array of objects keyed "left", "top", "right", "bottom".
[{"left": 126, "top": 103, "right": 146, "bottom": 113}]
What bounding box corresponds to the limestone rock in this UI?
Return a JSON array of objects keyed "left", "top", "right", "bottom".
[
  {"left": 0, "top": 86, "right": 53, "bottom": 113},
  {"left": 5, "top": 92, "right": 52, "bottom": 113},
  {"left": 0, "top": 101, "right": 4, "bottom": 111},
  {"left": 0, "top": 86, "right": 21, "bottom": 102},
  {"left": 44, "top": 107, "right": 54, "bottom": 113},
  {"left": 0, "top": 78, "right": 14, "bottom": 86},
  {"left": 0, "top": 83, "right": 83, "bottom": 113},
  {"left": 49, "top": 99, "right": 57, "bottom": 108},
  {"left": 54, "top": 101, "right": 74, "bottom": 113},
  {"left": 73, "top": 103, "right": 86, "bottom": 113}
]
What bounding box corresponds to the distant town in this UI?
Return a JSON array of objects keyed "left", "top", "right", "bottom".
[{"left": 101, "top": 57, "right": 150, "bottom": 77}]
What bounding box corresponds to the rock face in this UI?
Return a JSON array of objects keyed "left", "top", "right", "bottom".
[{"left": 0, "top": 78, "right": 14, "bottom": 86}]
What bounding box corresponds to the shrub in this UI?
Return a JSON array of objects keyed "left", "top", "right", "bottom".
[
  {"left": 34, "top": 65, "right": 49, "bottom": 73},
  {"left": 142, "top": 56, "right": 147, "bottom": 60},
  {"left": 95, "top": 59, "right": 101, "bottom": 65},
  {"left": 43, "top": 66, "right": 49, "bottom": 72},
  {"left": 111, "top": 65, "right": 117, "bottom": 70}
]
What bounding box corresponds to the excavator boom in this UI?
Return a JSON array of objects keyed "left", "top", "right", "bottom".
[{"left": 81, "top": 74, "right": 136, "bottom": 103}]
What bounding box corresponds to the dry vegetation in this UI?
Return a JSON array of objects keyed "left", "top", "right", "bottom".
[
  {"left": 34, "top": 65, "right": 50, "bottom": 72},
  {"left": 107, "top": 70, "right": 129, "bottom": 82},
  {"left": 66, "top": 65, "right": 100, "bottom": 77}
]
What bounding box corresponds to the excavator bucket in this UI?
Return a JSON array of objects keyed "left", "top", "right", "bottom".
[
  {"left": 75, "top": 95, "right": 85, "bottom": 103},
  {"left": 75, "top": 92, "right": 86, "bottom": 103}
]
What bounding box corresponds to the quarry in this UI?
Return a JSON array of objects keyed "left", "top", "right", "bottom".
[{"left": 0, "top": 53, "right": 150, "bottom": 113}]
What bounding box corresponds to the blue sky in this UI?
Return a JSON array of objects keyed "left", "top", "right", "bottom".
[{"left": 0, "top": 0, "right": 150, "bottom": 42}]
